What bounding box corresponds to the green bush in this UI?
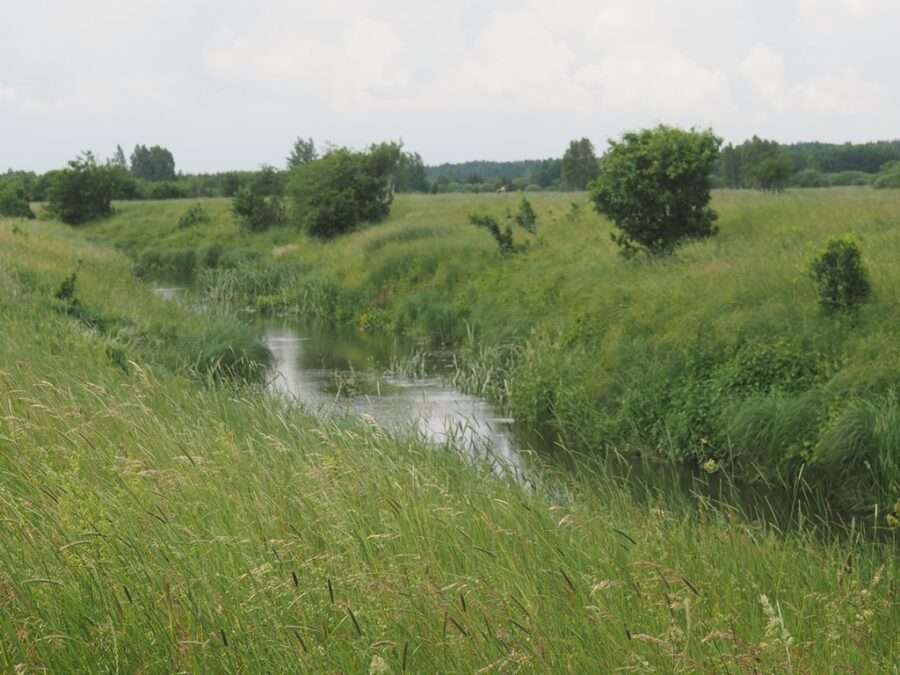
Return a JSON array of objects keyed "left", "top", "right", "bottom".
[
  {"left": 791, "top": 169, "right": 828, "bottom": 188},
  {"left": 809, "top": 235, "right": 871, "bottom": 311},
  {"left": 177, "top": 204, "right": 210, "bottom": 229},
  {"left": 0, "top": 182, "right": 34, "bottom": 219},
  {"left": 873, "top": 162, "right": 900, "bottom": 189},
  {"left": 47, "top": 152, "right": 115, "bottom": 225},
  {"left": 590, "top": 126, "right": 721, "bottom": 257},
  {"left": 232, "top": 186, "right": 287, "bottom": 232},
  {"left": 515, "top": 195, "right": 538, "bottom": 234},
  {"left": 827, "top": 170, "right": 873, "bottom": 187},
  {"left": 288, "top": 143, "right": 401, "bottom": 238}
]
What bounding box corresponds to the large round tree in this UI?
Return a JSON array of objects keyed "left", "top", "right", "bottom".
[{"left": 590, "top": 126, "right": 721, "bottom": 257}]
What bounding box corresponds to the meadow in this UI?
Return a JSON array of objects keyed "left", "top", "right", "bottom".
[
  {"left": 1, "top": 213, "right": 899, "bottom": 672},
  {"left": 85, "top": 188, "right": 900, "bottom": 513}
]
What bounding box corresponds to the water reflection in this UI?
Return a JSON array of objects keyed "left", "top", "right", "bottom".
[
  {"left": 152, "top": 287, "right": 185, "bottom": 301},
  {"left": 264, "top": 323, "right": 525, "bottom": 475}
]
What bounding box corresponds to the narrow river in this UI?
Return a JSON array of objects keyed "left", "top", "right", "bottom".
[
  {"left": 263, "top": 322, "right": 528, "bottom": 477},
  {"left": 153, "top": 287, "right": 883, "bottom": 535}
]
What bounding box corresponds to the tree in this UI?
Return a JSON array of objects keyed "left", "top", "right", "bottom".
[
  {"left": 561, "top": 138, "right": 599, "bottom": 191},
  {"left": 47, "top": 152, "right": 116, "bottom": 225},
  {"left": 232, "top": 186, "right": 286, "bottom": 232},
  {"left": 809, "top": 236, "right": 871, "bottom": 311},
  {"left": 590, "top": 126, "right": 721, "bottom": 257},
  {"left": 110, "top": 144, "right": 128, "bottom": 169},
  {"left": 287, "top": 137, "right": 317, "bottom": 170},
  {"left": 288, "top": 142, "right": 401, "bottom": 239},
  {"left": 253, "top": 165, "right": 285, "bottom": 197},
  {"left": 130, "top": 144, "right": 176, "bottom": 181},
  {"left": 751, "top": 151, "right": 792, "bottom": 192},
  {"left": 394, "top": 152, "right": 429, "bottom": 192},
  {"left": 0, "top": 181, "right": 34, "bottom": 219}
]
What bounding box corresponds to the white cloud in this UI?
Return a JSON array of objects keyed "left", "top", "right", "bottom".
[
  {"left": 1, "top": 0, "right": 898, "bottom": 170},
  {"left": 740, "top": 43, "right": 887, "bottom": 115},
  {"left": 740, "top": 44, "right": 787, "bottom": 103},
  {"left": 796, "top": 0, "right": 899, "bottom": 32}
]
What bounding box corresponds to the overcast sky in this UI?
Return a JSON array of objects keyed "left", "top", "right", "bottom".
[{"left": 3, "top": 0, "right": 899, "bottom": 173}]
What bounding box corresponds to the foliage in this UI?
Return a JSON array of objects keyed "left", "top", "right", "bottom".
[
  {"left": 178, "top": 204, "right": 210, "bottom": 229},
  {"left": 130, "top": 144, "right": 176, "bottom": 181},
  {"left": 791, "top": 169, "right": 828, "bottom": 188},
  {"left": 252, "top": 164, "right": 286, "bottom": 197},
  {"left": 590, "top": 126, "right": 721, "bottom": 257},
  {"left": 4, "top": 277, "right": 899, "bottom": 673},
  {"left": 232, "top": 186, "right": 287, "bottom": 232},
  {"left": 288, "top": 143, "right": 401, "bottom": 238},
  {"left": 47, "top": 152, "right": 116, "bottom": 225},
  {"left": 469, "top": 214, "right": 517, "bottom": 255},
  {"left": 751, "top": 151, "right": 793, "bottom": 192},
  {"left": 0, "top": 181, "right": 34, "bottom": 218},
  {"left": 560, "top": 138, "right": 599, "bottom": 191},
  {"left": 110, "top": 144, "right": 128, "bottom": 169},
  {"left": 809, "top": 235, "right": 871, "bottom": 311},
  {"left": 81, "top": 190, "right": 900, "bottom": 509},
  {"left": 393, "top": 151, "right": 429, "bottom": 192},
  {"left": 872, "top": 162, "right": 900, "bottom": 189},
  {"left": 718, "top": 136, "right": 791, "bottom": 191},
  {"left": 515, "top": 195, "right": 538, "bottom": 233},
  {"left": 286, "top": 136, "right": 318, "bottom": 170}
]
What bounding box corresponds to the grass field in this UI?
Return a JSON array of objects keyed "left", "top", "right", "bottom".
[
  {"left": 2, "top": 213, "right": 899, "bottom": 672},
  {"left": 83, "top": 188, "right": 900, "bottom": 512}
]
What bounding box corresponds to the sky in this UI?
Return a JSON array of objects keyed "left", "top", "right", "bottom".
[{"left": 2, "top": 0, "right": 899, "bottom": 173}]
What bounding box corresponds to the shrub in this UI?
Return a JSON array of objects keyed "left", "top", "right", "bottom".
[
  {"left": 469, "top": 214, "right": 524, "bottom": 256},
  {"left": 791, "top": 169, "right": 827, "bottom": 188},
  {"left": 288, "top": 143, "right": 401, "bottom": 239},
  {"left": 827, "top": 170, "right": 873, "bottom": 187},
  {"left": 808, "top": 235, "right": 871, "bottom": 311},
  {"left": 590, "top": 126, "right": 721, "bottom": 257},
  {"left": 145, "top": 181, "right": 186, "bottom": 200},
  {"left": 0, "top": 183, "right": 34, "bottom": 219},
  {"left": 178, "top": 204, "right": 210, "bottom": 229},
  {"left": 873, "top": 162, "right": 900, "bottom": 189},
  {"left": 47, "top": 152, "right": 115, "bottom": 225},
  {"left": 514, "top": 195, "right": 538, "bottom": 234},
  {"left": 232, "top": 186, "right": 287, "bottom": 232}
]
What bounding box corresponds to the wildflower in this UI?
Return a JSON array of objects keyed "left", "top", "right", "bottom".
[{"left": 702, "top": 459, "right": 720, "bottom": 475}]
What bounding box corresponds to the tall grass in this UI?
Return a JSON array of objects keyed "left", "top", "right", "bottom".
[
  {"left": 84, "top": 190, "right": 900, "bottom": 510},
  {"left": 0, "top": 217, "right": 272, "bottom": 383},
  {"left": 1, "top": 213, "right": 899, "bottom": 672}
]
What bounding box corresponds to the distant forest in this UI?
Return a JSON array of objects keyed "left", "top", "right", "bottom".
[
  {"left": 426, "top": 139, "right": 900, "bottom": 192},
  {"left": 3, "top": 138, "right": 900, "bottom": 207}
]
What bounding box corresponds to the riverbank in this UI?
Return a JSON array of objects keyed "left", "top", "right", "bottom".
[
  {"left": 86, "top": 189, "right": 900, "bottom": 512},
  {"left": 3, "top": 212, "right": 899, "bottom": 672}
]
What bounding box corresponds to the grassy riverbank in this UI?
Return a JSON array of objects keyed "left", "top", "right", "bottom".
[
  {"left": 2, "top": 214, "right": 899, "bottom": 672},
  {"left": 83, "top": 189, "right": 900, "bottom": 512}
]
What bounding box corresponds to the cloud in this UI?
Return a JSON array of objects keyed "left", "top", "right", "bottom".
[
  {"left": 1, "top": 0, "right": 898, "bottom": 170},
  {"left": 795, "top": 0, "right": 899, "bottom": 32},
  {"left": 740, "top": 43, "right": 887, "bottom": 115},
  {"left": 740, "top": 44, "right": 787, "bottom": 102}
]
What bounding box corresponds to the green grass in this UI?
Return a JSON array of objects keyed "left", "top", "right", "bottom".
[
  {"left": 2, "top": 213, "right": 899, "bottom": 672},
  {"left": 0, "top": 217, "right": 272, "bottom": 383},
  {"left": 83, "top": 189, "right": 900, "bottom": 511}
]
